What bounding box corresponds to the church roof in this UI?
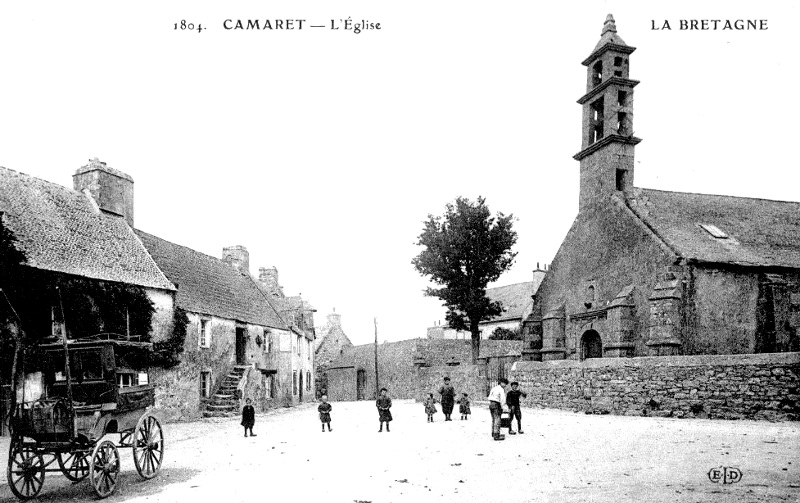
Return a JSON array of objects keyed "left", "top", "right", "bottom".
[
  {"left": 0, "top": 166, "right": 174, "bottom": 291},
  {"left": 135, "top": 230, "right": 288, "bottom": 329},
  {"left": 627, "top": 188, "right": 800, "bottom": 269},
  {"left": 485, "top": 278, "right": 543, "bottom": 322}
]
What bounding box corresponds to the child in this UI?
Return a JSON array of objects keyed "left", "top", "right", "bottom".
[
  {"left": 458, "top": 393, "right": 471, "bottom": 420},
  {"left": 376, "top": 388, "right": 392, "bottom": 432},
  {"left": 423, "top": 393, "right": 438, "bottom": 423},
  {"left": 241, "top": 398, "right": 256, "bottom": 437},
  {"left": 505, "top": 381, "right": 528, "bottom": 434},
  {"left": 318, "top": 395, "right": 333, "bottom": 432}
]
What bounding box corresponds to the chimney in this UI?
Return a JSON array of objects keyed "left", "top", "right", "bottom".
[
  {"left": 222, "top": 245, "right": 250, "bottom": 274},
  {"left": 73, "top": 158, "right": 135, "bottom": 226},
  {"left": 258, "top": 266, "right": 282, "bottom": 294},
  {"left": 327, "top": 310, "right": 341, "bottom": 327}
]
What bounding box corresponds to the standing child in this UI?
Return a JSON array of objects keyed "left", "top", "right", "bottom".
[
  {"left": 505, "top": 381, "right": 528, "bottom": 435},
  {"left": 241, "top": 398, "right": 256, "bottom": 437},
  {"left": 423, "top": 393, "right": 438, "bottom": 423},
  {"left": 318, "top": 395, "right": 332, "bottom": 432},
  {"left": 376, "top": 388, "right": 393, "bottom": 432},
  {"left": 458, "top": 393, "right": 471, "bottom": 420}
]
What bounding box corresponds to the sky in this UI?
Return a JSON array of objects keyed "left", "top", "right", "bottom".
[{"left": 1, "top": 1, "right": 797, "bottom": 346}]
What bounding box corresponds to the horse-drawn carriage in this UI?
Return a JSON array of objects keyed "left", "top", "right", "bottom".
[{"left": 6, "top": 335, "right": 164, "bottom": 499}]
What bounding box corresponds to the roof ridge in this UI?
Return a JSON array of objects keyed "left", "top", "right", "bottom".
[
  {"left": 135, "top": 228, "right": 237, "bottom": 266},
  {"left": 0, "top": 165, "right": 77, "bottom": 198},
  {"left": 637, "top": 186, "right": 800, "bottom": 206},
  {"left": 488, "top": 280, "right": 535, "bottom": 289}
]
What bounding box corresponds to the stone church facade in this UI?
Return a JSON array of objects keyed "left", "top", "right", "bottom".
[{"left": 523, "top": 15, "right": 800, "bottom": 363}]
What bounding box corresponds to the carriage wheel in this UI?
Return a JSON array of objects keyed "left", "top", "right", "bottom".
[
  {"left": 57, "top": 451, "right": 90, "bottom": 482},
  {"left": 133, "top": 414, "right": 163, "bottom": 479},
  {"left": 6, "top": 444, "right": 45, "bottom": 500},
  {"left": 89, "top": 440, "right": 119, "bottom": 498}
]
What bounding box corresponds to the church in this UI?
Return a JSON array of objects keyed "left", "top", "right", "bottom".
[{"left": 522, "top": 15, "right": 800, "bottom": 362}]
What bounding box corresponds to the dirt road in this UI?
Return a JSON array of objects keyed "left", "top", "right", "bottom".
[{"left": 1, "top": 400, "right": 797, "bottom": 502}]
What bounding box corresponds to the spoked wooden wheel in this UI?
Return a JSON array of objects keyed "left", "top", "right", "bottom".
[
  {"left": 89, "top": 440, "right": 120, "bottom": 498},
  {"left": 7, "top": 443, "right": 45, "bottom": 500},
  {"left": 133, "top": 414, "right": 163, "bottom": 479},
  {"left": 57, "top": 451, "right": 90, "bottom": 482}
]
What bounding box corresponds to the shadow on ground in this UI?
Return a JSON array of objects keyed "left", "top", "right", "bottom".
[{"left": 0, "top": 467, "right": 200, "bottom": 503}]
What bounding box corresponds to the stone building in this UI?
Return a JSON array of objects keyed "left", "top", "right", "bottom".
[
  {"left": 428, "top": 267, "right": 546, "bottom": 340},
  {"left": 523, "top": 15, "right": 800, "bottom": 363},
  {"left": 314, "top": 310, "right": 353, "bottom": 398},
  {"left": 254, "top": 266, "right": 317, "bottom": 404},
  {"left": 1, "top": 158, "right": 316, "bottom": 422}
]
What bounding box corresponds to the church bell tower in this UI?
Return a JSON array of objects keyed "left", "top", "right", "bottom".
[{"left": 574, "top": 15, "right": 642, "bottom": 212}]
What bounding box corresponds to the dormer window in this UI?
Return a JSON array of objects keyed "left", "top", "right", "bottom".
[{"left": 699, "top": 223, "right": 729, "bottom": 239}]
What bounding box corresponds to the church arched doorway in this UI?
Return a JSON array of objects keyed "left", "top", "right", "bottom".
[{"left": 580, "top": 330, "right": 603, "bottom": 360}]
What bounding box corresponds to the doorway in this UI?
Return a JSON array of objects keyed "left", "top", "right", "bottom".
[
  {"left": 356, "top": 369, "right": 366, "bottom": 400},
  {"left": 581, "top": 330, "right": 603, "bottom": 360},
  {"left": 299, "top": 371, "right": 304, "bottom": 401},
  {"left": 235, "top": 327, "right": 247, "bottom": 365}
]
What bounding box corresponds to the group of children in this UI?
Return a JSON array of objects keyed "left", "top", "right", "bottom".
[
  {"left": 241, "top": 381, "right": 526, "bottom": 436},
  {"left": 423, "top": 392, "right": 471, "bottom": 422}
]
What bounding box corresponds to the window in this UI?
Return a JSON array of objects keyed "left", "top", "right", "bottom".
[
  {"left": 199, "top": 319, "right": 211, "bottom": 348},
  {"left": 200, "top": 371, "right": 211, "bottom": 398},
  {"left": 307, "top": 339, "right": 311, "bottom": 360},
  {"left": 306, "top": 371, "right": 311, "bottom": 391},
  {"left": 616, "top": 169, "right": 627, "bottom": 191},
  {"left": 617, "top": 112, "right": 628, "bottom": 135},
  {"left": 50, "top": 307, "right": 63, "bottom": 338},
  {"left": 117, "top": 372, "right": 138, "bottom": 388},
  {"left": 617, "top": 90, "right": 627, "bottom": 108},
  {"left": 591, "top": 60, "right": 602, "bottom": 86},
  {"left": 296, "top": 335, "right": 301, "bottom": 356},
  {"left": 699, "top": 223, "right": 729, "bottom": 239},
  {"left": 266, "top": 331, "right": 272, "bottom": 353},
  {"left": 292, "top": 371, "right": 298, "bottom": 395},
  {"left": 589, "top": 97, "right": 604, "bottom": 145}
]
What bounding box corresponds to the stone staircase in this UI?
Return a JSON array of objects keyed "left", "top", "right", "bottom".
[{"left": 202, "top": 365, "right": 250, "bottom": 418}]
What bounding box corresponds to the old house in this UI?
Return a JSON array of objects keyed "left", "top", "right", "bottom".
[
  {"left": 0, "top": 162, "right": 177, "bottom": 431},
  {"left": 524, "top": 15, "right": 800, "bottom": 362},
  {"left": 314, "top": 310, "right": 354, "bottom": 398},
  {"left": 1, "top": 158, "right": 317, "bottom": 422},
  {"left": 427, "top": 266, "right": 547, "bottom": 340},
  {"left": 255, "top": 266, "right": 316, "bottom": 404}
]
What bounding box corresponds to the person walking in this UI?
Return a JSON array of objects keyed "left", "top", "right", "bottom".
[
  {"left": 438, "top": 377, "right": 456, "bottom": 421},
  {"left": 487, "top": 378, "right": 509, "bottom": 441}
]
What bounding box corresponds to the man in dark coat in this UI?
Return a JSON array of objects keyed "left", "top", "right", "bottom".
[{"left": 438, "top": 377, "right": 456, "bottom": 421}]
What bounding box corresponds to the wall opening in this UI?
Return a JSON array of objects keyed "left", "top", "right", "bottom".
[
  {"left": 235, "top": 327, "right": 247, "bottom": 365},
  {"left": 356, "top": 369, "right": 367, "bottom": 400},
  {"left": 589, "top": 98, "right": 604, "bottom": 145},
  {"left": 616, "top": 169, "right": 627, "bottom": 191},
  {"left": 580, "top": 330, "right": 603, "bottom": 360},
  {"left": 591, "top": 60, "right": 603, "bottom": 87},
  {"left": 617, "top": 90, "right": 627, "bottom": 108}
]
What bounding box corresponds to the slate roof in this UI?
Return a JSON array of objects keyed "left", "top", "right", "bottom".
[
  {"left": 485, "top": 278, "right": 543, "bottom": 322},
  {"left": 0, "top": 166, "right": 174, "bottom": 291},
  {"left": 135, "top": 230, "right": 287, "bottom": 329},
  {"left": 627, "top": 188, "right": 800, "bottom": 269}
]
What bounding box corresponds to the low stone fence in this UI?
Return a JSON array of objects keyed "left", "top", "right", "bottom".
[{"left": 509, "top": 352, "right": 800, "bottom": 421}]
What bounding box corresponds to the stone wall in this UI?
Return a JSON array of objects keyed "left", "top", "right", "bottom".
[
  {"left": 510, "top": 352, "right": 800, "bottom": 421},
  {"left": 416, "top": 365, "right": 486, "bottom": 404}
]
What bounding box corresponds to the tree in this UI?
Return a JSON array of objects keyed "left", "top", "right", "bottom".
[
  {"left": 488, "top": 327, "right": 522, "bottom": 341},
  {"left": 412, "top": 197, "right": 517, "bottom": 363}
]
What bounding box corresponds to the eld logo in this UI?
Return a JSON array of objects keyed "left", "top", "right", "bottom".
[{"left": 708, "top": 467, "right": 743, "bottom": 484}]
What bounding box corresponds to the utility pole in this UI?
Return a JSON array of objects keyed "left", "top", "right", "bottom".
[{"left": 374, "top": 317, "right": 379, "bottom": 399}]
